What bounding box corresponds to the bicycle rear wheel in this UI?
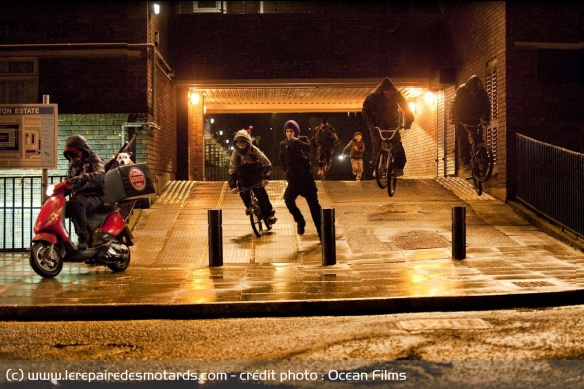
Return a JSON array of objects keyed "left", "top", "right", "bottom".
[
  {"left": 470, "top": 171, "right": 483, "bottom": 196},
  {"left": 375, "top": 150, "right": 390, "bottom": 189},
  {"left": 475, "top": 144, "right": 494, "bottom": 183}
]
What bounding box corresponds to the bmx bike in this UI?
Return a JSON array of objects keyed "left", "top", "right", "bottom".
[
  {"left": 374, "top": 126, "right": 403, "bottom": 197},
  {"left": 239, "top": 183, "right": 274, "bottom": 237},
  {"left": 459, "top": 122, "right": 494, "bottom": 196}
]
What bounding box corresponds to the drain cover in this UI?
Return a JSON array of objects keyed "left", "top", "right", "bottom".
[
  {"left": 397, "top": 318, "right": 492, "bottom": 331},
  {"left": 394, "top": 231, "right": 449, "bottom": 250}
]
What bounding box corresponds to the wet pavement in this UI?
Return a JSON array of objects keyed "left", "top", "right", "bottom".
[{"left": 1, "top": 177, "right": 584, "bottom": 321}]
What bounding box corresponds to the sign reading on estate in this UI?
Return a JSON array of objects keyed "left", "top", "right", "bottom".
[{"left": 0, "top": 104, "right": 58, "bottom": 169}]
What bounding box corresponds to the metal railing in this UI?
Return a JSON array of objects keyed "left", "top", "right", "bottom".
[
  {"left": 0, "top": 175, "right": 68, "bottom": 252},
  {"left": 516, "top": 133, "right": 584, "bottom": 238}
]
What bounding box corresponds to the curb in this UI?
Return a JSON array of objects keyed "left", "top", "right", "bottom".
[{"left": 2, "top": 289, "right": 584, "bottom": 322}]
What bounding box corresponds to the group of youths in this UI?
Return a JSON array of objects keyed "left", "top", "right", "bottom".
[
  {"left": 63, "top": 76, "right": 490, "bottom": 248},
  {"left": 227, "top": 75, "right": 490, "bottom": 240},
  {"left": 227, "top": 77, "right": 412, "bottom": 239}
]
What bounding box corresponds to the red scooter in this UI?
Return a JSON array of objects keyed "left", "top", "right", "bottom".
[
  {"left": 29, "top": 178, "right": 136, "bottom": 278},
  {"left": 29, "top": 138, "right": 143, "bottom": 278}
]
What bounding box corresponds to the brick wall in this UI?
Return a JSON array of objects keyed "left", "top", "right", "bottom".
[
  {"left": 188, "top": 94, "right": 205, "bottom": 181},
  {"left": 402, "top": 92, "right": 439, "bottom": 178},
  {"left": 51, "top": 114, "right": 138, "bottom": 175},
  {"left": 448, "top": 1, "right": 507, "bottom": 200},
  {"left": 147, "top": 64, "right": 178, "bottom": 192},
  {"left": 0, "top": 2, "right": 178, "bottom": 193},
  {"left": 169, "top": 13, "right": 451, "bottom": 80}
]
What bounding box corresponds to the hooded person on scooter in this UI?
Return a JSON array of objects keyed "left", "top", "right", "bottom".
[{"left": 63, "top": 134, "right": 106, "bottom": 250}]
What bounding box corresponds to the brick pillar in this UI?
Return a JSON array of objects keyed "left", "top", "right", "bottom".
[{"left": 187, "top": 90, "right": 205, "bottom": 181}]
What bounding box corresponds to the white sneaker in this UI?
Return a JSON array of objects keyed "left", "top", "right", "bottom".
[{"left": 395, "top": 168, "right": 404, "bottom": 177}]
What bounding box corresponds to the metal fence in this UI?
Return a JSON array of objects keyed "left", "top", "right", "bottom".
[
  {"left": 0, "top": 175, "right": 69, "bottom": 252},
  {"left": 516, "top": 133, "right": 584, "bottom": 238}
]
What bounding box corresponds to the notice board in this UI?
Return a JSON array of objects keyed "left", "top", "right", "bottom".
[{"left": 0, "top": 104, "right": 58, "bottom": 169}]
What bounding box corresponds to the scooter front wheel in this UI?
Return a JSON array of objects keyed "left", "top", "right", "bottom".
[{"left": 30, "top": 241, "right": 64, "bottom": 278}]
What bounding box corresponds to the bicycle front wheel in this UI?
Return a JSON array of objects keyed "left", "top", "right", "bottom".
[
  {"left": 250, "top": 209, "right": 263, "bottom": 237},
  {"left": 386, "top": 153, "right": 397, "bottom": 197},
  {"left": 474, "top": 144, "right": 494, "bottom": 183},
  {"left": 375, "top": 150, "right": 390, "bottom": 189}
]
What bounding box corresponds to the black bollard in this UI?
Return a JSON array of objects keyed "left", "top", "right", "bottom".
[
  {"left": 208, "top": 209, "right": 223, "bottom": 266},
  {"left": 452, "top": 206, "right": 466, "bottom": 260},
  {"left": 321, "top": 208, "right": 336, "bottom": 266}
]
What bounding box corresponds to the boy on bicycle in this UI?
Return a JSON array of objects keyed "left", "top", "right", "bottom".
[
  {"left": 362, "top": 77, "right": 414, "bottom": 177},
  {"left": 228, "top": 129, "right": 277, "bottom": 225},
  {"left": 451, "top": 74, "right": 491, "bottom": 170},
  {"left": 314, "top": 118, "right": 340, "bottom": 176}
]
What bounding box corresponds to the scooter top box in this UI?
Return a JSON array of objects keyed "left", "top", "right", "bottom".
[{"left": 104, "top": 163, "right": 155, "bottom": 203}]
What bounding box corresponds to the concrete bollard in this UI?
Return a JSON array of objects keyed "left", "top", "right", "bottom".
[
  {"left": 452, "top": 206, "right": 466, "bottom": 260},
  {"left": 321, "top": 208, "right": 336, "bottom": 266},
  {"left": 208, "top": 209, "right": 223, "bottom": 266}
]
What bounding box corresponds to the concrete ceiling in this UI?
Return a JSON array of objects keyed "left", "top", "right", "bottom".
[{"left": 174, "top": 78, "right": 432, "bottom": 113}]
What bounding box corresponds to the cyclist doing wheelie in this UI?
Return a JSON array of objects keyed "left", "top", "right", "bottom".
[
  {"left": 451, "top": 74, "right": 491, "bottom": 171},
  {"left": 228, "top": 129, "right": 277, "bottom": 225},
  {"left": 362, "top": 77, "right": 414, "bottom": 178}
]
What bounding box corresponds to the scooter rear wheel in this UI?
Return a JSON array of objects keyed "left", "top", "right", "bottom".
[
  {"left": 106, "top": 243, "right": 131, "bottom": 272},
  {"left": 30, "top": 241, "right": 64, "bottom": 278}
]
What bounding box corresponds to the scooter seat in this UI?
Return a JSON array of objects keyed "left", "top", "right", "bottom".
[{"left": 94, "top": 203, "right": 115, "bottom": 214}]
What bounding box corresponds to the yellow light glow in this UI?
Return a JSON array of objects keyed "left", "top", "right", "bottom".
[
  {"left": 424, "top": 91, "right": 436, "bottom": 105},
  {"left": 406, "top": 87, "right": 424, "bottom": 98},
  {"left": 408, "top": 102, "right": 416, "bottom": 114},
  {"left": 189, "top": 91, "right": 200, "bottom": 105}
]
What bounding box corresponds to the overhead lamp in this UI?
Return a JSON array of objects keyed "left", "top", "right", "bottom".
[
  {"left": 189, "top": 90, "right": 200, "bottom": 105},
  {"left": 424, "top": 91, "right": 436, "bottom": 105},
  {"left": 152, "top": 3, "right": 160, "bottom": 15}
]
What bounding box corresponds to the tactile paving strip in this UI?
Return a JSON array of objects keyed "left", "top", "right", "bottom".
[{"left": 436, "top": 176, "right": 496, "bottom": 200}]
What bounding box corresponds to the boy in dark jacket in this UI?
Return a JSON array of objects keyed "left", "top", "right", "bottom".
[
  {"left": 228, "top": 129, "right": 277, "bottom": 225},
  {"left": 341, "top": 131, "right": 366, "bottom": 181},
  {"left": 314, "top": 118, "right": 339, "bottom": 176},
  {"left": 63, "top": 134, "right": 106, "bottom": 249},
  {"left": 279, "top": 120, "right": 322, "bottom": 238},
  {"left": 451, "top": 74, "right": 491, "bottom": 169},
  {"left": 362, "top": 77, "right": 414, "bottom": 177}
]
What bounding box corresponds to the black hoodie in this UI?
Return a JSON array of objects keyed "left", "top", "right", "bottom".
[
  {"left": 64, "top": 134, "right": 105, "bottom": 197},
  {"left": 362, "top": 77, "right": 414, "bottom": 131}
]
